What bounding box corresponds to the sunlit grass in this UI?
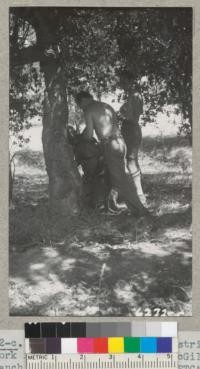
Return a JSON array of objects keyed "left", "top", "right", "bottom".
[{"left": 9, "top": 132, "right": 192, "bottom": 316}]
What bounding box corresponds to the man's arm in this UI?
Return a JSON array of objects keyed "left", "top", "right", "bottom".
[{"left": 82, "top": 110, "right": 94, "bottom": 140}]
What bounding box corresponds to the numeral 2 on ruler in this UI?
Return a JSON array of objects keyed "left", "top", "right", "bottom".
[{"left": 26, "top": 354, "right": 178, "bottom": 369}]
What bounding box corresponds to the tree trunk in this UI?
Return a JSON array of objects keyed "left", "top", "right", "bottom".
[
  {"left": 41, "top": 56, "right": 82, "bottom": 216},
  {"left": 10, "top": 8, "right": 82, "bottom": 216}
]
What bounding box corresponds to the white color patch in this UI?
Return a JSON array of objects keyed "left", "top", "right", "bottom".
[
  {"left": 61, "top": 338, "right": 77, "bottom": 354},
  {"left": 161, "top": 322, "right": 177, "bottom": 337},
  {"left": 146, "top": 322, "right": 162, "bottom": 337},
  {"left": 25, "top": 338, "right": 31, "bottom": 354}
]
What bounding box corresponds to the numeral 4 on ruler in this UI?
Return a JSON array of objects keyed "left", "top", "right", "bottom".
[{"left": 26, "top": 354, "right": 178, "bottom": 369}]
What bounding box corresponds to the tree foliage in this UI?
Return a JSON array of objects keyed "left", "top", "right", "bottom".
[
  {"left": 10, "top": 64, "right": 44, "bottom": 147},
  {"left": 10, "top": 7, "right": 192, "bottom": 142}
]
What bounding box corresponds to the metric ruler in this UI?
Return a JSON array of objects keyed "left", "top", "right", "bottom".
[{"left": 26, "top": 353, "right": 178, "bottom": 369}]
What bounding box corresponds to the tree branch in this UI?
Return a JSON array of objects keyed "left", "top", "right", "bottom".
[{"left": 10, "top": 45, "right": 52, "bottom": 66}]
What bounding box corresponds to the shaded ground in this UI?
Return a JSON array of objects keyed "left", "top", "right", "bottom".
[{"left": 9, "top": 135, "right": 192, "bottom": 316}]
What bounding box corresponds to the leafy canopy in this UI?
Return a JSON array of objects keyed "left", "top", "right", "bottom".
[{"left": 10, "top": 7, "right": 192, "bottom": 142}]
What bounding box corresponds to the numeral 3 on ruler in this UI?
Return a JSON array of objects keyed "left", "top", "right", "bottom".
[{"left": 26, "top": 354, "right": 178, "bottom": 369}]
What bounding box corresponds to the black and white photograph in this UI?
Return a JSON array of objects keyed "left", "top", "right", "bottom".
[{"left": 9, "top": 7, "right": 192, "bottom": 316}]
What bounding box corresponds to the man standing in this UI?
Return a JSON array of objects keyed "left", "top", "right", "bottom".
[
  {"left": 75, "top": 91, "right": 151, "bottom": 218},
  {"left": 119, "top": 70, "right": 146, "bottom": 205}
]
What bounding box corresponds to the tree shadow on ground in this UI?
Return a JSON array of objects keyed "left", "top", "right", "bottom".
[
  {"left": 9, "top": 202, "right": 192, "bottom": 316},
  {"left": 9, "top": 136, "right": 192, "bottom": 316}
]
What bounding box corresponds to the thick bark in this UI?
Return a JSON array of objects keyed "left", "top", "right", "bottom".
[
  {"left": 41, "top": 58, "right": 82, "bottom": 216},
  {"left": 10, "top": 8, "right": 82, "bottom": 215}
]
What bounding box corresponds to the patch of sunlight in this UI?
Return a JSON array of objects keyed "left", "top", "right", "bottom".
[
  {"left": 30, "top": 273, "right": 48, "bottom": 283},
  {"left": 138, "top": 272, "right": 153, "bottom": 284},
  {"left": 9, "top": 287, "right": 30, "bottom": 310},
  {"left": 77, "top": 294, "right": 90, "bottom": 302},
  {"left": 164, "top": 228, "right": 192, "bottom": 241},
  {"left": 10, "top": 277, "right": 26, "bottom": 285},
  {"left": 105, "top": 243, "right": 131, "bottom": 250},
  {"left": 169, "top": 173, "right": 192, "bottom": 183},
  {"left": 29, "top": 265, "right": 59, "bottom": 283},
  {"left": 114, "top": 287, "right": 137, "bottom": 305},
  {"left": 48, "top": 273, "right": 60, "bottom": 282},
  {"left": 83, "top": 244, "right": 111, "bottom": 260},
  {"left": 11, "top": 120, "right": 43, "bottom": 152},
  {"left": 114, "top": 273, "right": 153, "bottom": 304},
  {"left": 134, "top": 242, "right": 170, "bottom": 257},
  {"left": 164, "top": 240, "right": 192, "bottom": 255},
  {"left": 143, "top": 118, "right": 180, "bottom": 138},
  {"left": 61, "top": 259, "right": 76, "bottom": 271},
  {"left": 28, "top": 293, "right": 43, "bottom": 305},
  {"left": 101, "top": 89, "right": 124, "bottom": 112},
  {"left": 35, "top": 278, "right": 67, "bottom": 296},
  {"left": 158, "top": 202, "right": 190, "bottom": 214},
  {"left": 84, "top": 306, "right": 99, "bottom": 315},
  {"left": 72, "top": 307, "right": 98, "bottom": 316},
  {"left": 30, "top": 263, "right": 45, "bottom": 271},
  {"left": 43, "top": 284, "right": 99, "bottom": 316},
  {"left": 143, "top": 164, "right": 180, "bottom": 175},
  {"left": 131, "top": 273, "right": 154, "bottom": 292},
  {"left": 43, "top": 248, "right": 59, "bottom": 258},
  {"left": 10, "top": 277, "right": 69, "bottom": 312},
  {"left": 168, "top": 147, "right": 192, "bottom": 161}
]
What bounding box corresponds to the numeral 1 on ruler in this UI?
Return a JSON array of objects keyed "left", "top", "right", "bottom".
[{"left": 26, "top": 354, "right": 178, "bottom": 369}]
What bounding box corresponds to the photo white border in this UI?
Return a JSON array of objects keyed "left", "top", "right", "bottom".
[{"left": 0, "top": 0, "right": 199, "bottom": 329}]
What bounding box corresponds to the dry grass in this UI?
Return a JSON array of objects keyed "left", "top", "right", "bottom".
[{"left": 9, "top": 134, "right": 192, "bottom": 316}]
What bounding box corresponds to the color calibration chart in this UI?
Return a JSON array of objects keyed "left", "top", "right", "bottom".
[{"left": 25, "top": 322, "right": 178, "bottom": 369}]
